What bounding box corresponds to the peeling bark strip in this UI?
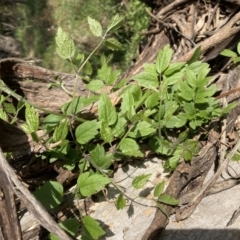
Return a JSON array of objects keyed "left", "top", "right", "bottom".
[
  {"left": 0, "top": 58, "right": 87, "bottom": 111},
  {"left": 142, "top": 141, "right": 217, "bottom": 240},
  {"left": 0, "top": 148, "right": 73, "bottom": 240}
]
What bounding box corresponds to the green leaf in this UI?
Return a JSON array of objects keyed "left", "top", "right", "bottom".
[
  {"left": 61, "top": 96, "right": 85, "bottom": 115},
  {"left": 132, "top": 71, "right": 159, "bottom": 90},
  {"left": 188, "top": 46, "right": 202, "bottom": 64},
  {"left": 75, "top": 120, "right": 98, "bottom": 144},
  {"left": 119, "top": 138, "right": 143, "bottom": 157},
  {"left": 107, "top": 14, "right": 124, "bottom": 32},
  {"left": 82, "top": 216, "right": 105, "bottom": 239},
  {"left": 43, "top": 114, "right": 64, "bottom": 130},
  {"left": 112, "top": 114, "right": 127, "bottom": 138},
  {"left": 120, "top": 88, "right": 136, "bottom": 115},
  {"left": 128, "top": 121, "right": 156, "bottom": 138},
  {"left": 220, "top": 49, "right": 238, "bottom": 58},
  {"left": 83, "top": 60, "right": 93, "bottom": 75},
  {"left": 158, "top": 194, "right": 179, "bottom": 205},
  {"left": 237, "top": 42, "right": 240, "bottom": 55},
  {"left": 105, "top": 38, "right": 124, "bottom": 51},
  {"left": 156, "top": 44, "right": 173, "bottom": 74},
  {"left": 86, "top": 80, "right": 104, "bottom": 91},
  {"left": 115, "top": 193, "right": 126, "bottom": 210},
  {"left": 156, "top": 202, "right": 169, "bottom": 218},
  {"left": 100, "top": 120, "right": 113, "bottom": 143},
  {"left": 98, "top": 93, "right": 117, "bottom": 126},
  {"left": 3, "top": 102, "right": 16, "bottom": 114},
  {"left": 232, "top": 152, "right": 240, "bottom": 161},
  {"left": 77, "top": 172, "right": 110, "bottom": 197},
  {"left": 143, "top": 63, "right": 157, "bottom": 74},
  {"left": 90, "top": 144, "right": 112, "bottom": 169},
  {"left": 55, "top": 27, "right": 75, "bottom": 59},
  {"left": 185, "top": 68, "right": 196, "bottom": 87},
  {"left": 59, "top": 218, "right": 79, "bottom": 236},
  {"left": 154, "top": 181, "right": 165, "bottom": 197},
  {"left": 53, "top": 119, "right": 69, "bottom": 142},
  {"left": 183, "top": 150, "right": 193, "bottom": 161},
  {"left": 25, "top": 103, "right": 39, "bottom": 133},
  {"left": 164, "top": 62, "right": 186, "bottom": 76},
  {"left": 87, "top": 17, "right": 102, "bottom": 37},
  {"left": 145, "top": 92, "right": 159, "bottom": 109},
  {"left": 178, "top": 81, "right": 194, "bottom": 101},
  {"left": 132, "top": 173, "right": 151, "bottom": 189},
  {"left": 33, "top": 181, "right": 63, "bottom": 210}
]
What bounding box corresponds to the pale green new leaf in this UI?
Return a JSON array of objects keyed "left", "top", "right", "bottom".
[
  {"left": 25, "top": 103, "right": 39, "bottom": 132},
  {"left": 220, "top": 49, "right": 237, "bottom": 58},
  {"left": 77, "top": 172, "right": 110, "bottom": 197},
  {"left": 132, "top": 71, "right": 159, "bottom": 89},
  {"left": 87, "top": 17, "right": 102, "bottom": 37},
  {"left": 158, "top": 194, "right": 179, "bottom": 205},
  {"left": 156, "top": 202, "right": 169, "bottom": 218},
  {"left": 107, "top": 14, "right": 124, "bottom": 32},
  {"left": 116, "top": 193, "right": 126, "bottom": 210},
  {"left": 82, "top": 216, "right": 105, "bottom": 239},
  {"left": 98, "top": 93, "right": 117, "bottom": 125},
  {"left": 156, "top": 44, "right": 173, "bottom": 74},
  {"left": 55, "top": 27, "right": 75, "bottom": 59},
  {"left": 75, "top": 120, "right": 98, "bottom": 144},
  {"left": 132, "top": 173, "right": 151, "bottom": 189},
  {"left": 154, "top": 181, "right": 165, "bottom": 197},
  {"left": 53, "top": 119, "right": 69, "bottom": 142}
]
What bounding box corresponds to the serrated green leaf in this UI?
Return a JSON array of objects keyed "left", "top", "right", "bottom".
[
  {"left": 82, "top": 216, "right": 105, "bottom": 239},
  {"left": 183, "top": 150, "right": 193, "bottom": 161},
  {"left": 132, "top": 71, "right": 159, "bottom": 89},
  {"left": 59, "top": 218, "right": 79, "bottom": 236},
  {"left": 116, "top": 193, "right": 126, "bottom": 210},
  {"left": 220, "top": 49, "right": 238, "bottom": 58},
  {"left": 98, "top": 93, "right": 117, "bottom": 126},
  {"left": 90, "top": 144, "right": 112, "bottom": 169},
  {"left": 25, "top": 103, "right": 39, "bottom": 133},
  {"left": 33, "top": 181, "right": 63, "bottom": 209},
  {"left": 112, "top": 114, "right": 127, "bottom": 138},
  {"left": 86, "top": 80, "right": 104, "bottom": 91},
  {"left": 87, "top": 17, "right": 102, "bottom": 37},
  {"left": 55, "top": 27, "right": 75, "bottom": 59},
  {"left": 61, "top": 96, "right": 85, "bottom": 115},
  {"left": 105, "top": 38, "right": 124, "bottom": 51},
  {"left": 164, "top": 62, "right": 186, "bottom": 76},
  {"left": 156, "top": 44, "right": 173, "bottom": 74},
  {"left": 188, "top": 46, "right": 202, "bottom": 64},
  {"left": 107, "top": 14, "right": 124, "bottom": 32},
  {"left": 128, "top": 121, "right": 156, "bottom": 138},
  {"left": 77, "top": 172, "right": 110, "bottom": 197},
  {"left": 185, "top": 68, "right": 196, "bottom": 87},
  {"left": 143, "top": 63, "right": 157, "bottom": 74},
  {"left": 0, "top": 109, "right": 7, "bottom": 121},
  {"left": 119, "top": 138, "right": 143, "bottom": 157},
  {"left": 132, "top": 173, "right": 151, "bottom": 189},
  {"left": 178, "top": 81, "right": 194, "bottom": 101},
  {"left": 158, "top": 194, "right": 179, "bottom": 205},
  {"left": 53, "top": 119, "right": 69, "bottom": 142},
  {"left": 166, "top": 72, "right": 184, "bottom": 85},
  {"left": 233, "top": 56, "right": 240, "bottom": 64},
  {"left": 3, "top": 102, "right": 16, "bottom": 114},
  {"left": 100, "top": 120, "right": 113, "bottom": 143},
  {"left": 120, "top": 89, "right": 135, "bottom": 114},
  {"left": 145, "top": 92, "right": 159, "bottom": 109},
  {"left": 154, "top": 181, "right": 165, "bottom": 197},
  {"left": 75, "top": 120, "right": 98, "bottom": 144},
  {"left": 164, "top": 116, "right": 187, "bottom": 128},
  {"left": 83, "top": 60, "right": 92, "bottom": 75}
]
